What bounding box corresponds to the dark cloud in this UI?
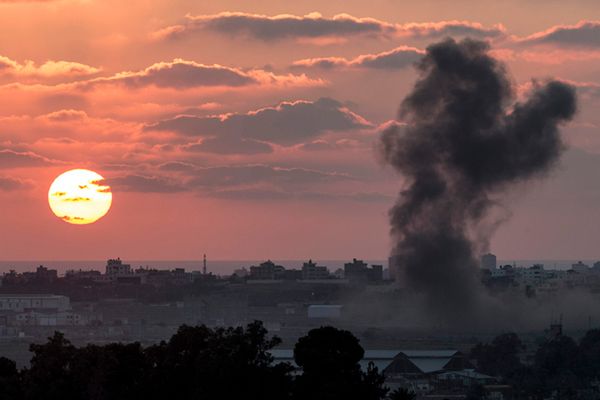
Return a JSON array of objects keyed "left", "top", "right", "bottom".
[
  {"left": 61, "top": 215, "right": 85, "bottom": 222},
  {"left": 156, "top": 12, "right": 395, "bottom": 41},
  {"left": 209, "top": 188, "right": 392, "bottom": 202},
  {"left": 37, "top": 93, "right": 89, "bottom": 111},
  {"left": 62, "top": 197, "right": 91, "bottom": 202},
  {"left": 154, "top": 12, "right": 504, "bottom": 42},
  {"left": 85, "top": 59, "right": 256, "bottom": 89},
  {"left": 400, "top": 21, "right": 505, "bottom": 39},
  {"left": 41, "top": 109, "right": 88, "bottom": 122},
  {"left": 519, "top": 21, "right": 600, "bottom": 48},
  {"left": 0, "top": 55, "right": 99, "bottom": 78},
  {"left": 95, "top": 163, "right": 353, "bottom": 195},
  {"left": 380, "top": 38, "right": 576, "bottom": 323},
  {"left": 147, "top": 98, "right": 371, "bottom": 150},
  {"left": 561, "top": 79, "right": 600, "bottom": 98},
  {"left": 157, "top": 161, "right": 197, "bottom": 172},
  {"left": 0, "top": 176, "right": 33, "bottom": 191},
  {"left": 89, "top": 179, "right": 111, "bottom": 194},
  {"left": 188, "top": 164, "right": 353, "bottom": 188},
  {"left": 0, "top": 149, "right": 58, "bottom": 168},
  {"left": 292, "top": 46, "right": 424, "bottom": 70},
  {"left": 298, "top": 140, "right": 335, "bottom": 151},
  {"left": 71, "top": 59, "right": 319, "bottom": 91},
  {"left": 298, "top": 138, "right": 364, "bottom": 152},
  {"left": 100, "top": 175, "right": 185, "bottom": 193},
  {"left": 183, "top": 137, "right": 273, "bottom": 155}
]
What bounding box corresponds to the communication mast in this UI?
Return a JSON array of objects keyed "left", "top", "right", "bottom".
[{"left": 203, "top": 254, "right": 207, "bottom": 275}]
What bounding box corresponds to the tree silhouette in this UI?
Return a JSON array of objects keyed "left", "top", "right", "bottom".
[
  {"left": 470, "top": 332, "right": 523, "bottom": 378},
  {"left": 388, "top": 387, "right": 416, "bottom": 400},
  {"left": 144, "top": 321, "right": 293, "bottom": 400},
  {"left": 6, "top": 324, "right": 600, "bottom": 400},
  {"left": 578, "top": 329, "right": 600, "bottom": 380},
  {"left": 24, "top": 332, "right": 78, "bottom": 400},
  {"left": 293, "top": 326, "right": 387, "bottom": 400},
  {"left": 0, "top": 356, "right": 22, "bottom": 400},
  {"left": 533, "top": 335, "right": 582, "bottom": 398}
]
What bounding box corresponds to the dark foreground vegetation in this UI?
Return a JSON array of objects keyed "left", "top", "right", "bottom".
[
  {"left": 2, "top": 323, "right": 600, "bottom": 400},
  {"left": 0, "top": 322, "right": 391, "bottom": 400},
  {"left": 471, "top": 330, "right": 600, "bottom": 399}
]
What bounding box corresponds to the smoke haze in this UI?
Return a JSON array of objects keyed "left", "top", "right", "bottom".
[{"left": 380, "top": 38, "right": 577, "bottom": 322}]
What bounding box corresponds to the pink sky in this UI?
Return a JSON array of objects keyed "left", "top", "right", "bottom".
[{"left": 1, "top": 0, "right": 600, "bottom": 262}]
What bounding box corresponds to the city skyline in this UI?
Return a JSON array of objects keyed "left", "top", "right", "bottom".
[{"left": 2, "top": 2, "right": 600, "bottom": 399}]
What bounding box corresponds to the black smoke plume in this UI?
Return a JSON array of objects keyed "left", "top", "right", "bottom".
[{"left": 380, "top": 38, "right": 577, "bottom": 321}]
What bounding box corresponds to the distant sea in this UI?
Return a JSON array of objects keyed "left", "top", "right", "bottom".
[{"left": 0, "top": 259, "right": 597, "bottom": 276}]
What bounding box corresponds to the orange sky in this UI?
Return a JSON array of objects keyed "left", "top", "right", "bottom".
[{"left": 1, "top": 0, "right": 600, "bottom": 262}]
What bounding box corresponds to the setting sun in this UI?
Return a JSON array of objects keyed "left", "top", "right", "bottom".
[{"left": 48, "top": 169, "right": 112, "bottom": 225}]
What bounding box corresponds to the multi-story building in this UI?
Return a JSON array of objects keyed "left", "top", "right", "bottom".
[
  {"left": 516, "top": 264, "right": 546, "bottom": 286},
  {"left": 249, "top": 260, "right": 285, "bottom": 280},
  {"left": 388, "top": 255, "right": 404, "bottom": 283},
  {"left": 344, "top": 259, "right": 383, "bottom": 283},
  {"left": 572, "top": 261, "right": 590, "bottom": 274},
  {"left": 106, "top": 258, "right": 132, "bottom": 275},
  {"left": 480, "top": 253, "right": 497, "bottom": 270},
  {"left": 301, "top": 260, "right": 330, "bottom": 280}
]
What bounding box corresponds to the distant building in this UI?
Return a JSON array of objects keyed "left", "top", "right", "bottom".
[
  {"left": 383, "top": 350, "right": 488, "bottom": 396},
  {"left": 138, "top": 268, "right": 193, "bottom": 286},
  {"left": 33, "top": 266, "right": 58, "bottom": 283},
  {"left": 249, "top": 260, "right": 285, "bottom": 280},
  {"left": 6, "top": 266, "right": 58, "bottom": 285},
  {"left": 369, "top": 265, "right": 384, "bottom": 282},
  {"left": 481, "top": 253, "right": 497, "bottom": 270},
  {"left": 333, "top": 268, "right": 345, "bottom": 279},
  {"left": 344, "top": 259, "right": 383, "bottom": 283},
  {"left": 384, "top": 350, "right": 474, "bottom": 379},
  {"left": 232, "top": 268, "right": 249, "bottom": 278},
  {"left": 282, "top": 269, "right": 302, "bottom": 281},
  {"left": 65, "top": 269, "right": 102, "bottom": 281},
  {"left": 572, "top": 261, "right": 590, "bottom": 274},
  {"left": 0, "top": 294, "right": 70, "bottom": 312},
  {"left": 517, "top": 264, "right": 546, "bottom": 286},
  {"left": 270, "top": 348, "right": 492, "bottom": 397},
  {"left": 106, "top": 258, "right": 132, "bottom": 275},
  {"left": 15, "top": 310, "right": 86, "bottom": 326},
  {"left": 301, "top": 260, "right": 330, "bottom": 280},
  {"left": 388, "top": 255, "right": 403, "bottom": 283}
]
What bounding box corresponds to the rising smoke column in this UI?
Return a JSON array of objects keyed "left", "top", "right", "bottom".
[{"left": 380, "top": 38, "right": 576, "bottom": 320}]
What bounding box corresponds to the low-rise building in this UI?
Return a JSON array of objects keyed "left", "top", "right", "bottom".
[
  {"left": 65, "top": 269, "right": 102, "bottom": 281},
  {"left": 344, "top": 259, "right": 383, "bottom": 283},
  {"left": 15, "top": 310, "right": 87, "bottom": 326},
  {"left": 0, "top": 294, "right": 70, "bottom": 312}
]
